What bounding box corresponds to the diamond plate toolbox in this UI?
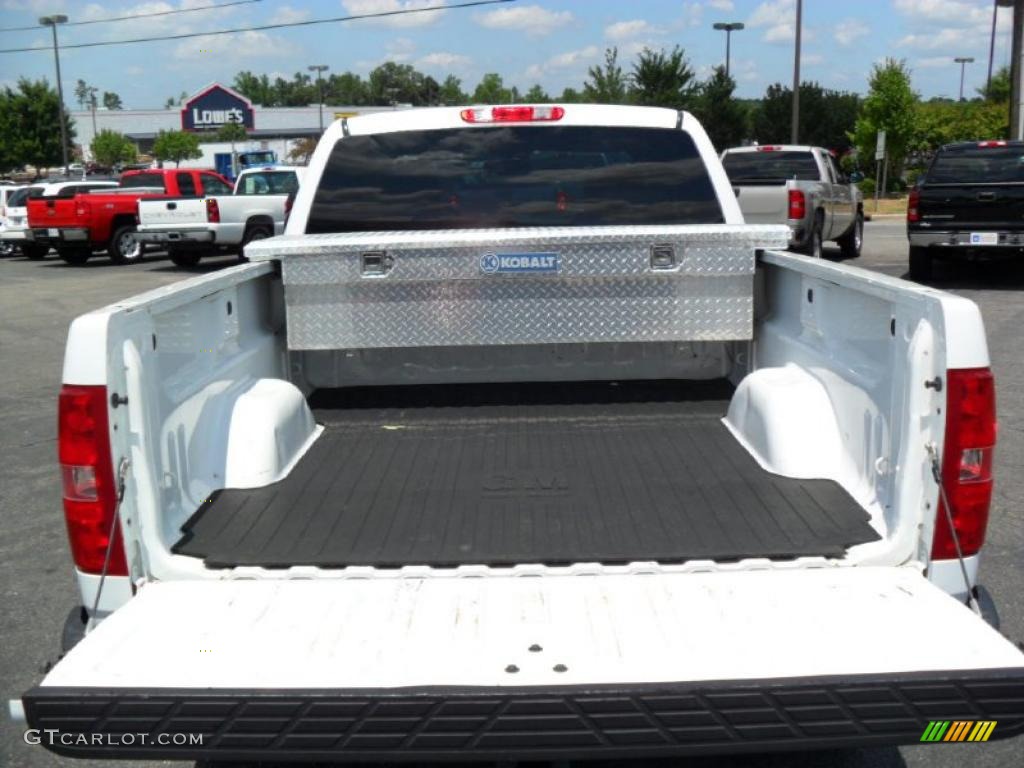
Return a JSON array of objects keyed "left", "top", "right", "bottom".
[{"left": 246, "top": 225, "right": 789, "bottom": 350}]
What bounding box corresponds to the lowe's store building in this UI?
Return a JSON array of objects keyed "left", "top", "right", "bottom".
[{"left": 71, "top": 83, "right": 402, "bottom": 165}]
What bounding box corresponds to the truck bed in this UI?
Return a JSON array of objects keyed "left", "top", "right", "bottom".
[{"left": 173, "top": 380, "right": 879, "bottom": 568}]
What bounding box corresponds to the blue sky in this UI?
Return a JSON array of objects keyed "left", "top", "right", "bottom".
[{"left": 0, "top": 0, "right": 1013, "bottom": 108}]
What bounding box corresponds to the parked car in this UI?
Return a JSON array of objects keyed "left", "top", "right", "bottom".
[
  {"left": 722, "top": 144, "right": 864, "bottom": 258},
  {"left": 135, "top": 166, "right": 305, "bottom": 267},
  {"left": 4, "top": 180, "right": 118, "bottom": 259},
  {"left": 26, "top": 168, "right": 232, "bottom": 264},
  {"left": 0, "top": 183, "right": 27, "bottom": 255},
  {"left": 908, "top": 139, "right": 1024, "bottom": 280},
  {"left": 15, "top": 105, "right": 1024, "bottom": 762}
]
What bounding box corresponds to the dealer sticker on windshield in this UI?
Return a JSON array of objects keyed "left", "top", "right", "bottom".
[
  {"left": 969, "top": 232, "right": 999, "bottom": 245},
  {"left": 480, "top": 252, "right": 560, "bottom": 274}
]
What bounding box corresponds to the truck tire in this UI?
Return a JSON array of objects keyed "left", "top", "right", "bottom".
[
  {"left": 58, "top": 247, "right": 91, "bottom": 265},
  {"left": 909, "top": 246, "right": 932, "bottom": 282},
  {"left": 838, "top": 212, "right": 863, "bottom": 259},
  {"left": 108, "top": 224, "right": 143, "bottom": 264},
  {"left": 22, "top": 243, "right": 49, "bottom": 260},
  {"left": 800, "top": 212, "right": 824, "bottom": 259},
  {"left": 168, "top": 248, "right": 202, "bottom": 268},
  {"left": 239, "top": 222, "right": 273, "bottom": 261}
]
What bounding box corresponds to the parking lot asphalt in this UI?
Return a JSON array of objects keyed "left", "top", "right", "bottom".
[{"left": 2, "top": 221, "right": 1023, "bottom": 768}]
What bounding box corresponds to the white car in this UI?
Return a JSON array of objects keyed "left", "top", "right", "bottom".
[
  {"left": 16, "top": 105, "right": 1024, "bottom": 762},
  {"left": 134, "top": 166, "right": 305, "bottom": 267},
  {"left": 0, "top": 180, "right": 118, "bottom": 259},
  {"left": 0, "top": 183, "right": 27, "bottom": 255}
]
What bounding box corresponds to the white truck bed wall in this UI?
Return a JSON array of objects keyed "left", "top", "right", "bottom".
[
  {"left": 730, "top": 250, "right": 986, "bottom": 572},
  {"left": 63, "top": 250, "right": 981, "bottom": 587}
]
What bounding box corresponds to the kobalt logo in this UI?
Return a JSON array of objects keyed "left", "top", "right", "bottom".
[{"left": 479, "top": 252, "right": 560, "bottom": 274}]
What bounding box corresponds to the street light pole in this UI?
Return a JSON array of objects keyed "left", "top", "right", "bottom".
[
  {"left": 712, "top": 22, "right": 745, "bottom": 78},
  {"left": 791, "top": 0, "right": 802, "bottom": 144},
  {"left": 39, "top": 14, "right": 69, "bottom": 176},
  {"left": 307, "top": 64, "right": 329, "bottom": 133},
  {"left": 954, "top": 56, "right": 975, "bottom": 101}
]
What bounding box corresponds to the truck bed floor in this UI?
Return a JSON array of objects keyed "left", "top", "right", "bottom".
[{"left": 174, "top": 380, "right": 879, "bottom": 568}]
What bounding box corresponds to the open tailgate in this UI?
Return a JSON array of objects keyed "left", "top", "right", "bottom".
[{"left": 23, "top": 567, "right": 1024, "bottom": 761}]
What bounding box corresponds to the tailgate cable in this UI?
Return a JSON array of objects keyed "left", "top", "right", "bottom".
[
  {"left": 86, "top": 457, "right": 131, "bottom": 634},
  {"left": 926, "top": 443, "right": 981, "bottom": 616}
]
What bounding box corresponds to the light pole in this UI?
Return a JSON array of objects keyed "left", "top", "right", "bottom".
[
  {"left": 712, "top": 22, "right": 745, "bottom": 78},
  {"left": 308, "top": 64, "right": 329, "bottom": 133},
  {"left": 39, "top": 14, "right": 69, "bottom": 176},
  {"left": 791, "top": 0, "right": 802, "bottom": 144},
  {"left": 955, "top": 56, "right": 975, "bottom": 101}
]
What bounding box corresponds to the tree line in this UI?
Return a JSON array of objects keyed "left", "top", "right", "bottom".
[{"left": 0, "top": 45, "right": 1015, "bottom": 179}]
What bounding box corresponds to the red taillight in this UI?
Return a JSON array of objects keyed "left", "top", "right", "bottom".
[
  {"left": 787, "top": 189, "right": 806, "bottom": 220},
  {"left": 206, "top": 198, "right": 220, "bottom": 223},
  {"left": 58, "top": 385, "right": 127, "bottom": 575},
  {"left": 757, "top": 145, "right": 782, "bottom": 152},
  {"left": 907, "top": 187, "right": 920, "bottom": 223},
  {"left": 931, "top": 368, "right": 996, "bottom": 560},
  {"left": 75, "top": 199, "right": 90, "bottom": 217},
  {"left": 460, "top": 105, "right": 565, "bottom": 123},
  {"left": 978, "top": 140, "right": 1007, "bottom": 148},
  {"left": 284, "top": 193, "right": 294, "bottom": 223}
]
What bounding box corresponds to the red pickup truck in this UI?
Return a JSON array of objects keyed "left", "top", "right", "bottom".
[{"left": 27, "top": 168, "right": 233, "bottom": 264}]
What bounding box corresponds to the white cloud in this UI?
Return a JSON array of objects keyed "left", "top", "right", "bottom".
[
  {"left": 476, "top": 4, "right": 573, "bottom": 36},
  {"left": 172, "top": 31, "right": 300, "bottom": 63},
  {"left": 893, "top": 0, "right": 991, "bottom": 27},
  {"left": 682, "top": 1, "right": 703, "bottom": 28},
  {"left": 341, "top": 0, "right": 447, "bottom": 28},
  {"left": 916, "top": 56, "right": 957, "bottom": 69},
  {"left": 898, "top": 28, "right": 976, "bottom": 51},
  {"left": 605, "top": 20, "right": 656, "bottom": 41},
  {"left": 834, "top": 18, "right": 869, "bottom": 47},
  {"left": 269, "top": 5, "right": 311, "bottom": 25},
  {"left": 747, "top": 0, "right": 814, "bottom": 45},
  {"left": 385, "top": 36, "right": 416, "bottom": 62},
  {"left": 418, "top": 51, "right": 471, "bottom": 69},
  {"left": 707, "top": 0, "right": 735, "bottom": 10},
  {"left": 524, "top": 45, "right": 600, "bottom": 79}
]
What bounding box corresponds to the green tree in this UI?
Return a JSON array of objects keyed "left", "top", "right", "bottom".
[
  {"left": 693, "top": 67, "right": 747, "bottom": 151},
  {"left": 472, "top": 73, "right": 512, "bottom": 104},
  {"left": 0, "top": 78, "right": 76, "bottom": 174},
  {"left": 102, "top": 91, "right": 123, "bottom": 110},
  {"left": 630, "top": 46, "right": 697, "bottom": 109},
  {"left": 558, "top": 87, "right": 583, "bottom": 103},
  {"left": 524, "top": 84, "right": 549, "bottom": 103},
  {"left": 851, "top": 58, "right": 918, "bottom": 184},
  {"left": 583, "top": 47, "right": 628, "bottom": 104},
  {"left": 90, "top": 129, "right": 136, "bottom": 167},
  {"left": 152, "top": 129, "right": 202, "bottom": 167},
  {"left": 978, "top": 66, "right": 1010, "bottom": 102},
  {"left": 913, "top": 100, "right": 1008, "bottom": 152},
  {"left": 325, "top": 72, "right": 369, "bottom": 105},
  {"left": 438, "top": 74, "right": 467, "bottom": 105},
  {"left": 74, "top": 79, "right": 90, "bottom": 110},
  {"left": 752, "top": 82, "right": 860, "bottom": 151},
  {"left": 233, "top": 71, "right": 274, "bottom": 105},
  {"left": 368, "top": 62, "right": 432, "bottom": 105},
  {"left": 215, "top": 122, "right": 248, "bottom": 143},
  {"left": 287, "top": 137, "right": 318, "bottom": 164}
]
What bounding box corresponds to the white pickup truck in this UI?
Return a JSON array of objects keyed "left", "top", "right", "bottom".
[
  {"left": 15, "top": 105, "right": 1024, "bottom": 762},
  {"left": 134, "top": 166, "right": 304, "bottom": 267}
]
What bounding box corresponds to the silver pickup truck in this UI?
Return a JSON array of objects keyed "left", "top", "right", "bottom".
[{"left": 722, "top": 145, "right": 863, "bottom": 259}]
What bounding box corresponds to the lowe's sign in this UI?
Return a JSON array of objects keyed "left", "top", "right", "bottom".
[{"left": 181, "top": 84, "right": 255, "bottom": 131}]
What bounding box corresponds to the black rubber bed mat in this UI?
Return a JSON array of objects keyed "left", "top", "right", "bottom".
[{"left": 174, "top": 380, "right": 880, "bottom": 568}]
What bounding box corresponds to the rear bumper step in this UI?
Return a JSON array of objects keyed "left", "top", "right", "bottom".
[{"left": 24, "top": 670, "right": 1024, "bottom": 761}]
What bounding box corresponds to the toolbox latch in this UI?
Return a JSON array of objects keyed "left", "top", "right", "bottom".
[
  {"left": 650, "top": 244, "right": 678, "bottom": 270},
  {"left": 361, "top": 251, "right": 393, "bottom": 277}
]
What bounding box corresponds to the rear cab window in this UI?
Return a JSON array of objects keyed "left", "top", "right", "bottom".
[
  {"left": 7, "top": 187, "right": 39, "bottom": 207},
  {"left": 926, "top": 145, "right": 1024, "bottom": 184},
  {"left": 306, "top": 125, "right": 723, "bottom": 232},
  {"left": 723, "top": 150, "right": 821, "bottom": 183},
  {"left": 200, "top": 174, "right": 232, "bottom": 196},
  {"left": 238, "top": 171, "right": 298, "bottom": 196},
  {"left": 119, "top": 173, "right": 167, "bottom": 192}
]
